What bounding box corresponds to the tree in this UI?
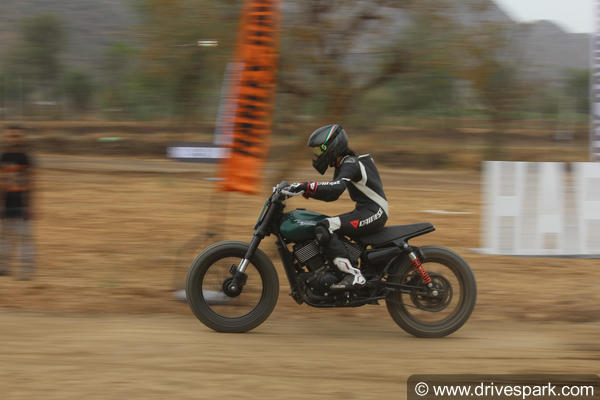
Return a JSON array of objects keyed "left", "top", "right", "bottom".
[
  {"left": 21, "top": 14, "right": 66, "bottom": 85},
  {"left": 564, "top": 69, "right": 589, "bottom": 115},
  {"left": 278, "top": 1, "right": 447, "bottom": 122},
  {"left": 64, "top": 70, "right": 94, "bottom": 114},
  {"left": 456, "top": 18, "right": 524, "bottom": 159},
  {"left": 345, "top": 13, "right": 460, "bottom": 132},
  {"left": 387, "top": 13, "right": 459, "bottom": 117},
  {"left": 136, "top": 0, "right": 239, "bottom": 119},
  {"left": 101, "top": 41, "right": 137, "bottom": 115},
  {"left": 2, "top": 14, "right": 66, "bottom": 113}
]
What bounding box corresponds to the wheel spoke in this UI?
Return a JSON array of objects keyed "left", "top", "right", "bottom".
[
  {"left": 389, "top": 261, "right": 464, "bottom": 325},
  {"left": 200, "top": 257, "right": 264, "bottom": 319}
]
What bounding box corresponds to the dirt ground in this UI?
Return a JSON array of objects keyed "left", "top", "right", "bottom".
[
  {"left": 1, "top": 311, "right": 599, "bottom": 400},
  {"left": 0, "top": 154, "right": 598, "bottom": 399}
]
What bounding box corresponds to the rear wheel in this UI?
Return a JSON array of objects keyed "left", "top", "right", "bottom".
[
  {"left": 186, "top": 240, "right": 279, "bottom": 333},
  {"left": 385, "top": 246, "right": 476, "bottom": 338}
]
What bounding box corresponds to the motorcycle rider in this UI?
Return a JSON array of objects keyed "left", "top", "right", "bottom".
[{"left": 288, "top": 124, "right": 388, "bottom": 290}]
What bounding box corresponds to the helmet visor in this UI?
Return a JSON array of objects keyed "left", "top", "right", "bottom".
[{"left": 312, "top": 146, "right": 325, "bottom": 158}]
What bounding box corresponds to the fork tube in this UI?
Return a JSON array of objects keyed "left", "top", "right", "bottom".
[
  {"left": 237, "top": 258, "right": 250, "bottom": 273},
  {"left": 238, "top": 235, "right": 262, "bottom": 272}
]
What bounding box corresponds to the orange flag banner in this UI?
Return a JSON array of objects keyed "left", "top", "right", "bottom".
[{"left": 219, "top": 0, "right": 281, "bottom": 194}]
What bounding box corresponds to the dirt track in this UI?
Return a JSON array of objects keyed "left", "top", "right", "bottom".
[
  {"left": 1, "top": 154, "right": 599, "bottom": 399},
  {"left": 1, "top": 310, "right": 599, "bottom": 400}
]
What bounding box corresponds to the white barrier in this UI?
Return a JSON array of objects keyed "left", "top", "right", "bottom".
[
  {"left": 575, "top": 163, "right": 600, "bottom": 254},
  {"left": 481, "top": 161, "right": 600, "bottom": 256}
]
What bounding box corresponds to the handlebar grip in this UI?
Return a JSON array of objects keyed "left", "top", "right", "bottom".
[
  {"left": 277, "top": 181, "right": 289, "bottom": 190},
  {"left": 280, "top": 189, "right": 304, "bottom": 197}
]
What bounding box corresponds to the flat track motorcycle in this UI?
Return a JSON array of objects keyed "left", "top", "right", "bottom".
[{"left": 186, "top": 182, "right": 476, "bottom": 337}]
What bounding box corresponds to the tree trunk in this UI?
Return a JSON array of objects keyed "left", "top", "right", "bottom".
[{"left": 484, "top": 112, "right": 506, "bottom": 161}]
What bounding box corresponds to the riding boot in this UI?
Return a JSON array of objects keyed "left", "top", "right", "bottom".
[{"left": 329, "top": 257, "right": 366, "bottom": 290}]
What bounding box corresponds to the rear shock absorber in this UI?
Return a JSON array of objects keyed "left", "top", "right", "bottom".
[{"left": 408, "top": 251, "right": 432, "bottom": 285}]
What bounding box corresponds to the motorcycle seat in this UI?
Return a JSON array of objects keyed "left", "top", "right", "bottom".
[{"left": 358, "top": 223, "right": 435, "bottom": 247}]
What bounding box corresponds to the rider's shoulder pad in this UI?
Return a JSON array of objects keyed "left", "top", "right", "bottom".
[{"left": 340, "top": 155, "right": 358, "bottom": 165}]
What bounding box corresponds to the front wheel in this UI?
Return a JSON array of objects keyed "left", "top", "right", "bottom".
[
  {"left": 186, "top": 240, "right": 279, "bottom": 333},
  {"left": 385, "top": 245, "right": 476, "bottom": 338}
]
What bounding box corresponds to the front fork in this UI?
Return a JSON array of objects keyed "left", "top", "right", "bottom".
[{"left": 227, "top": 235, "right": 262, "bottom": 293}]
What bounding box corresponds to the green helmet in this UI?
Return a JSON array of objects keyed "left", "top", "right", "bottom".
[{"left": 307, "top": 124, "right": 349, "bottom": 174}]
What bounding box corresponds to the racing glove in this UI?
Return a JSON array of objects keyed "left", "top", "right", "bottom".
[{"left": 289, "top": 181, "right": 318, "bottom": 198}]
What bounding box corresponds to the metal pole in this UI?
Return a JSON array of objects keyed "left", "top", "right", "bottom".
[
  {"left": 591, "top": 0, "right": 600, "bottom": 161},
  {"left": 171, "top": 179, "right": 228, "bottom": 294}
]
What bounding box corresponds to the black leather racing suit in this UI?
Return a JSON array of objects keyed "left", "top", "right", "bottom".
[{"left": 304, "top": 154, "right": 388, "bottom": 262}]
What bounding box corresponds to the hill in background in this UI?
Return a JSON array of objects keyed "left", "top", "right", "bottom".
[
  {"left": 454, "top": 0, "right": 589, "bottom": 80},
  {"left": 0, "top": 0, "right": 591, "bottom": 83}
]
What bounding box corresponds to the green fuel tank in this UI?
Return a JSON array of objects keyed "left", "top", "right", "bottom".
[{"left": 279, "top": 209, "right": 328, "bottom": 242}]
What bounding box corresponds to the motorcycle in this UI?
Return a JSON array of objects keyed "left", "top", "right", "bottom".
[{"left": 186, "top": 182, "right": 476, "bottom": 337}]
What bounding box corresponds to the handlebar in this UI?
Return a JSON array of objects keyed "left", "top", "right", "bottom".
[
  {"left": 271, "top": 181, "right": 304, "bottom": 200},
  {"left": 274, "top": 181, "right": 289, "bottom": 192},
  {"left": 280, "top": 189, "right": 304, "bottom": 197}
]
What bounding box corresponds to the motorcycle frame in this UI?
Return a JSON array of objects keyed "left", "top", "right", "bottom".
[{"left": 230, "top": 184, "right": 428, "bottom": 307}]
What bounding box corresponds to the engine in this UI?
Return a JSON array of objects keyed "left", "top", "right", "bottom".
[
  {"left": 293, "top": 240, "right": 323, "bottom": 271},
  {"left": 293, "top": 241, "right": 338, "bottom": 294},
  {"left": 293, "top": 239, "right": 365, "bottom": 295},
  {"left": 305, "top": 267, "right": 339, "bottom": 294}
]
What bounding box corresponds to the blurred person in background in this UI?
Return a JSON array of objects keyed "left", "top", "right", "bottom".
[
  {"left": 0, "top": 125, "right": 36, "bottom": 280},
  {"left": 288, "top": 124, "right": 388, "bottom": 290}
]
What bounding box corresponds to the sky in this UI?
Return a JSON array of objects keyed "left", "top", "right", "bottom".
[{"left": 495, "top": 0, "right": 595, "bottom": 33}]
